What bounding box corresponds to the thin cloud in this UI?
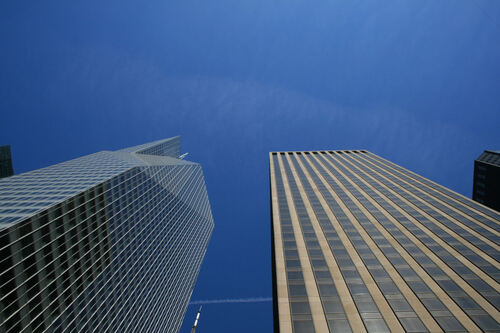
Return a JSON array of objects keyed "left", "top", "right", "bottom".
[{"left": 189, "top": 297, "right": 272, "bottom": 305}]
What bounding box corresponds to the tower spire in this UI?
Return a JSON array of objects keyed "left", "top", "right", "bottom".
[{"left": 191, "top": 306, "right": 202, "bottom": 333}]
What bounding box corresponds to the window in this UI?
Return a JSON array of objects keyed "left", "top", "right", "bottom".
[
  {"left": 328, "top": 319, "right": 351, "bottom": 332},
  {"left": 435, "top": 317, "right": 464, "bottom": 331},
  {"left": 293, "top": 320, "right": 315, "bottom": 333},
  {"left": 388, "top": 298, "right": 412, "bottom": 312},
  {"left": 318, "top": 283, "right": 338, "bottom": 296},
  {"left": 323, "top": 298, "right": 345, "bottom": 313},
  {"left": 315, "top": 270, "right": 332, "bottom": 280},
  {"left": 399, "top": 317, "right": 427, "bottom": 333},
  {"left": 288, "top": 271, "right": 304, "bottom": 280},
  {"left": 363, "top": 319, "right": 389, "bottom": 333},
  {"left": 289, "top": 284, "right": 308, "bottom": 297},
  {"left": 470, "top": 315, "right": 500, "bottom": 331},
  {"left": 286, "top": 259, "right": 301, "bottom": 269},
  {"left": 311, "top": 259, "right": 327, "bottom": 268},
  {"left": 291, "top": 301, "right": 311, "bottom": 314}
]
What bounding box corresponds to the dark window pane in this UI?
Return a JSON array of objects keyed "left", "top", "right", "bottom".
[
  {"left": 291, "top": 301, "right": 311, "bottom": 315},
  {"left": 388, "top": 299, "right": 412, "bottom": 312},
  {"left": 328, "top": 319, "right": 352, "bottom": 333},
  {"left": 435, "top": 316, "right": 465, "bottom": 331},
  {"left": 286, "top": 259, "right": 301, "bottom": 268},
  {"left": 364, "top": 318, "right": 390, "bottom": 333},
  {"left": 420, "top": 297, "right": 446, "bottom": 311},
  {"left": 349, "top": 284, "right": 369, "bottom": 295},
  {"left": 471, "top": 315, "right": 500, "bottom": 331},
  {"left": 315, "top": 270, "right": 332, "bottom": 280},
  {"left": 293, "top": 320, "right": 315, "bottom": 333},
  {"left": 323, "top": 299, "right": 345, "bottom": 313},
  {"left": 356, "top": 299, "right": 379, "bottom": 313},
  {"left": 287, "top": 271, "right": 304, "bottom": 280},
  {"left": 289, "top": 284, "right": 308, "bottom": 297},
  {"left": 399, "top": 317, "right": 427, "bottom": 333},
  {"left": 312, "top": 259, "right": 327, "bottom": 268},
  {"left": 318, "top": 284, "right": 338, "bottom": 296},
  {"left": 453, "top": 297, "right": 479, "bottom": 310}
]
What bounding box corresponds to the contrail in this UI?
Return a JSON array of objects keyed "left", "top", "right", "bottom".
[{"left": 189, "top": 297, "right": 272, "bottom": 305}]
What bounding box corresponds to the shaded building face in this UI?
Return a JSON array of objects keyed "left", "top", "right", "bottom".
[
  {"left": 270, "top": 150, "right": 500, "bottom": 333},
  {"left": 473, "top": 150, "right": 500, "bottom": 212},
  {"left": 0, "top": 137, "right": 214, "bottom": 333},
  {"left": 0, "top": 145, "right": 14, "bottom": 178}
]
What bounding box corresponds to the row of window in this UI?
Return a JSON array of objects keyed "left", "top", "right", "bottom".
[
  {"left": 49, "top": 164, "right": 212, "bottom": 333},
  {"left": 1, "top": 163, "right": 213, "bottom": 333},
  {"left": 298, "top": 154, "right": 427, "bottom": 333},
  {"left": 273, "top": 156, "right": 316, "bottom": 333},
  {"left": 360, "top": 154, "right": 499, "bottom": 242},
  {"left": 364, "top": 152, "right": 500, "bottom": 223},
  {"left": 343, "top": 154, "right": 500, "bottom": 280},
  {"left": 312, "top": 151, "right": 500, "bottom": 331},
  {"left": 282, "top": 156, "right": 353, "bottom": 333}
]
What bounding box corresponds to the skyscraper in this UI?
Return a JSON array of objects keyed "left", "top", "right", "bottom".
[
  {"left": 0, "top": 145, "right": 14, "bottom": 178},
  {"left": 270, "top": 150, "right": 500, "bottom": 332},
  {"left": 473, "top": 150, "right": 500, "bottom": 212},
  {"left": 0, "top": 136, "right": 214, "bottom": 333}
]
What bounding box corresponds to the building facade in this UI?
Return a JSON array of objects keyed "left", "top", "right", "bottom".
[
  {"left": 0, "top": 145, "right": 14, "bottom": 178},
  {"left": 473, "top": 150, "right": 500, "bottom": 212},
  {"left": 0, "top": 136, "right": 214, "bottom": 333},
  {"left": 270, "top": 150, "right": 500, "bottom": 332}
]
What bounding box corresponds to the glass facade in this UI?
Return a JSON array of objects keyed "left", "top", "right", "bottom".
[
  {"left": 270, "top": 150, "right": 500, "bottom": 333},
  {"left": 473, "top": 150, "right": 500, "bottom": 212},
  {"left": 0, "top": 136, "right": 214, "bottom": 333},
  {"left": 0, "top": 145, "right": 14, "bottom": 179}
]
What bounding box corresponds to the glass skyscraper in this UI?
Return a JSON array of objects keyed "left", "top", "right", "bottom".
[
  {"left": 270, "top": 150, "right": 500, "bottom": 332},
  {"left": 473, "top": 150, "right": 500, "bottom": 212},
  {"left": 0, "top": 145, "right": 14, "bottom": 179},
  {"left": 0, "top": 136, "right": 214, "bottom": 333}
]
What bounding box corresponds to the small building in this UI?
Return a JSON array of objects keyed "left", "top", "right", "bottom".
[
  {"left": 0, "top": 145, "right": 14, "bottom": 178},
  {"left": 473, "top": 150, "right": 500, "bottom": 212}
]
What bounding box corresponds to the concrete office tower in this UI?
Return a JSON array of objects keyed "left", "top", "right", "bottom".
[
  {"left": 0, "top": 145, "right": 14, "bottom": 178},
  {"left": 473, "top": 150, "right": 500, "bottom": 212},
  {"left": 0, "top": 136, "right": 214, "bottom": 333},
  {"left": 270, "top": 150, "right": 500, "bottom": 332}
]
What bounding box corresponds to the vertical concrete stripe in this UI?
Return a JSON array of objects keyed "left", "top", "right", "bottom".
[
  {"left": 365, "top": 152, "right": 500, "bottom": 224},
  {"left": 310, "top": 153, "right": 444, "bottom": 332},
  {"left": 277, "top": 154, "right": 330, "bottom": 332},
  {"left": 301, "top": 154, "right": 405, "bottom": 333},
  {"left": 340, "top": 154, "right": 500, "bottom": 325},
  {"left": 338, "top": 153, "right": 500, "bottom": 286},
  {"left": 314, "top": 152, "right": 487, "bottom": 331},
  {"left": 287, "top": 153, "right": 367, "bottom": 333},
  {"left": 308, "top": 152, "right": 484, "bottom": 332},
  {"left": 360, "top": 153, "right": 500, "bottom": 232},
  {"left": 357, "top": 153, "right": 500, "bottom": 245},
  {"left": 269, "top": 153, "right": 293, "bottom": 333}
]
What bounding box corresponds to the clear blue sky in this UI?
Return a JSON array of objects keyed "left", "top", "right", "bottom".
[{"left": 1, "top": 1, "right": 499, "bottom": 332}]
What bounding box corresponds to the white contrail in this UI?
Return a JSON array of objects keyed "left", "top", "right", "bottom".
[{"left": 189, "top": 297, "right": 272, "bottom": 305}]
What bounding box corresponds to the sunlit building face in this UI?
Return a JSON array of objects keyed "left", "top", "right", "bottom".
[
  {"left": 270, "top": 150, "right": 500, "bottom": 333},
  {"left": 0, "top": 136, "right": 213, "bottom": 333}
]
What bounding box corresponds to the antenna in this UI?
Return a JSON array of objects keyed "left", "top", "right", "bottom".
[
  {"left": 190, "top": 306, "right": 202, "bottom": 333},
  {"left": 179, "top": 153, "right": 189, "bottom": 160}
]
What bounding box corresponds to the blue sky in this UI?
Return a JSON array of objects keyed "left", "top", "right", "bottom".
[{"left": 1, "top": 0, "right": 499, "bottom": 332}]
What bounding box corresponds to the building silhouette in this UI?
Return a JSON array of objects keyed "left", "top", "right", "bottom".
[
  {"left": 0, "top": 136, "right": 214, "bottom": 333},
  {"left": 0, "top": 145, "right": 14, "bottom": 178},
  {"left": 473, "top": 150, "right": 500, "bottom": 212},
  {"left": 270, "top": 150, "right": 500, "bottom": 332}
]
